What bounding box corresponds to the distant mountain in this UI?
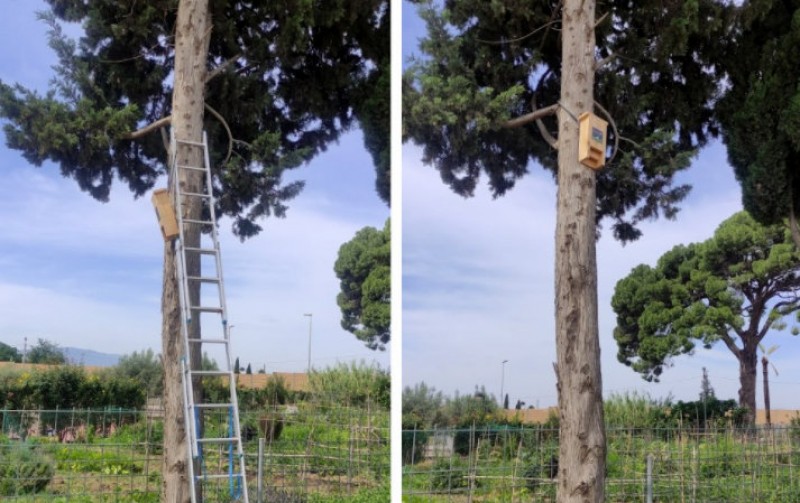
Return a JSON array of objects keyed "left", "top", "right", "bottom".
[{"left": 62, "top": 347, "right": 120, "bottom": 367}]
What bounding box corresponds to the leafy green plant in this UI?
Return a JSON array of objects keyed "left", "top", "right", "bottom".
[
  {"left": 0, "top": 445, "right": 54, "bottom": 495},
  {"left": 402, "top": 430, "right": 428, "bottom": 465},
  {"left": 430, "top": 458, "right": 471, "bottom": 490},
  {"left": 308, "top": 362, "right": 389, "bottom": 408},
  {"left": 523, "top": 454, "right": 559, "bottom": 493}
]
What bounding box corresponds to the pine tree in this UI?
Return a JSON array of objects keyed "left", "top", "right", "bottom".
[
  {"left": 699, "top": 367, "right": 716, "bottom": 403},
  {"left": 717, "top": 1, "right": 800, "bottom": 245}
]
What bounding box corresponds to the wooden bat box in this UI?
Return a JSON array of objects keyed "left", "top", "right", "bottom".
[
  {"left": 151, "top": 188, "right": 179, "bottom": 241},
  {"left": 578, "top": 112, "right": 608, "bottom": 170}
]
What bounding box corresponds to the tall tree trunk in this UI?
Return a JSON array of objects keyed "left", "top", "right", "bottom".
[
  {"left": 554, "top": 2, "right": 606, "bottom": 502},
  {"left": 162, "top": 0, "right": 211, "bottom": 501},
  {"left": 738, "top": 346, "right": 758, "bottom": 426},
  {"left": 762, "top": 356, "right": 771, "bottom": 427}
]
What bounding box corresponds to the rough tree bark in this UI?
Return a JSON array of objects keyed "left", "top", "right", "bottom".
[
  {"left": 762, "top": 355, "right": 772, "bottom": 427},
  {"left": 162, "top": 0, "right": 211, "bottom": 501},
  {"left": 553, "top": 1, "right": 606, "bottom": 502},
  {"left": 738, "top": 345, "right": 758, "bottom": 426}
]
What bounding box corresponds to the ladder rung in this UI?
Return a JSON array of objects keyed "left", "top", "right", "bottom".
[
  {"left": 183, "top": 218, "right": 214, "bottom": 225},
  {"left": 189, "top": 370, "right": 230, "bottom": 377},
  {"left": 184, "top": 247, "right": 217, "bottom": 255},
  {"left": 187, "top": 275, "right": 220, "bottom": 283},
  {"left": 197, "top": 437, "right": 239, "bottom": 444},
  {"left": 176, "top": 139, "right": 205, "bottom": 147},
  {"left": 196, "top": 473, "right": 244, "bottom": 481},
  {"left": 187, "top": 338, "right": 228, "bottom": 344},
  {"left": 194, "top": 403, "right": 234, "bottom": 409},
  {"left": 190, "top": 306, "right": 223, "bottom": 313},
  {"left": 179, "top": 191, "right": 211, "bottom": 198},
  {"left": 176, "top": 165, "right": 206, "bottom": 172}
]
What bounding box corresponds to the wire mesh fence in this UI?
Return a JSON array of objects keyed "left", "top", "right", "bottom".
[
  {"left": 0, "top": 401, "right": 388, "bottom": 502},
  {"left": 403, "top": 424, "right": 800, "bottom": 502}
]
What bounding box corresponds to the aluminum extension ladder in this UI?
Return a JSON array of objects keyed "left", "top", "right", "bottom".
[{"left": 170, "top": 130, "right": 249, "bottom": 503}]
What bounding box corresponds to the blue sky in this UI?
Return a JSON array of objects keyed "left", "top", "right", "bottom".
[
  {"left": 0, "top": 2, "right": 389, "bottom": 372},
  {"left": 401, "top": 1, "right": 800, "bottom": 409}
]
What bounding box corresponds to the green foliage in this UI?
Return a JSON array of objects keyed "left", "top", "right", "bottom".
[
  {"left": 0, "top": 342, "right": 21, "bottom": 362},
  {"left": 0, "top": 366, "right": 144, "bottom": 409},
  {"left": 718, "top": 1, "right": 800, "bottom": 230},
  {"left": 307, "top": 484, "right": 389, "bottom": 503},
  {"left": 402, "top": 382, "right": 448, "bottom": 429},
  {"left": 308, "top": 362, "right": 389, "bottom": 409},
  {"left": 112, "top": 349, "right": 162, "bottom": 397},
  {"left": 334, "top": 219, "right": 390, "bottom": 350},
  {"left": 604, "top": 392, "right": 673, "bottom": 429},
  {"left": 669, "top": 399, "right": 748, "bottom": 429},
  {"left": 26, "top": 339, "right": 65, "bottom": 365},
  {"left": 232, "top": 376, "right": 291, "bottom": 410},
  {"left": 402, "top": 429, "right": 429, "bottom": 465},
  {"left": 700, "top": 367, "right": 716, "bottom": 402},
  {"left": 405, "top": 425, "right": 800, "bottom": 502},
  {"left": 0, "top": 0, "right": 389, "bottom": 232},
  {"left": 430, "top": 457, "right": 470, "bottom": 490},
  {"left": 404, "top": 0, "right": 731, "bottom": 242},
  {"left": 53, "top": 445, "right": 141, "bottom": 475},
  {"left": 524, "top": 455, "right": 559, "bottom": 492},
  {"left": 604, "top": 391, "right": 747, "bottom": 430},
  {"left": 612, "top": 211, "right": 800, "bottom": 416},
  {"left": 446, "top": 387, "right": 498, "bottom": 428},
  {"left": 201, "top": 352, "right": 219, "bottom": 371},
  {"left": 0, "top": 445, "right": 54, "bottom": 495}
]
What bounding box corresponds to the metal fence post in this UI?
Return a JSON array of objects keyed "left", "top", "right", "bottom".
[
  {"left": 257, "top": 437, "right": 264, "bottom": 503},
  {"left": 646, "top": 453, "right": 654, "bottom": 503}
]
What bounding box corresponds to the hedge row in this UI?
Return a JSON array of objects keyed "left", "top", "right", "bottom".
[{"left": 0, "top": 366, "right": 144, "bottom": 410}]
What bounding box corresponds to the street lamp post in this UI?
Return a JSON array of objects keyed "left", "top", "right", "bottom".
[
  {"left": 500, "top": 359, "right": 509, "bottom": 409},
  {"left": 303, "top": 313, "right": 313, "bottom": 373}
]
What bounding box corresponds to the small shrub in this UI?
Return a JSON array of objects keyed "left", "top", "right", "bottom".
[
  {"left": 258, "top": 415, "right": 284, "bottom": 441},
  {"left": 0, "top": 445, "right": 54, "bottom": 495},
  {"left": 523, "top": 455, "right": 558, "bottom": 492},
  {"left": 430, "top": 458, "right": 470, "bottom": 490},
  {"left": 401, "top": 429, "right": 427, "bottom": 464}
]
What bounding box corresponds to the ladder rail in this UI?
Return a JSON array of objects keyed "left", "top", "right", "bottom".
[
  {"left": 169, "top": 129, "right": 249, "bottom": 502},
  {"left": 200, "top": 132, "right": 248, "bottom": 478}
]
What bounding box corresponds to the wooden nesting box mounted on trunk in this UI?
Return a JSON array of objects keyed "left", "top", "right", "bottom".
[
  {"left": 151, "top": 188, "right": 179, "bottom": 241},
  {"left": 578, "top": 112, "right": 608, "bottom": 170}
]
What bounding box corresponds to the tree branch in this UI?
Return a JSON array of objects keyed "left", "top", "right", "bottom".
[
  {"left": 593, "top": 100, "right": 619, "bottom": 164},
  {"left": 595, "top": 52, "right": 617, "bottom": 71},
  {"left": 123, "top": 115, "right": 172, "bottom": 140},
  {"left": 204, "top": 103, "right": 233, "bottom": 166},
  {"left": 476, "top": 20, "right": 560, "bottom": 45},
  {"left": 205, "top": 53, "right": 242, "bottom": 84},
  {"left": 759, "top": 300, "right": 800, "bottom": 342},
  {"left": 720, "top": 330, "right": 742, "bottom": 358},
  {"left": 160, "top": 127, "right": 170, "bottom": 155},
  {"left": 503, "top": 104, "right": 559, "bottom": 129}
]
